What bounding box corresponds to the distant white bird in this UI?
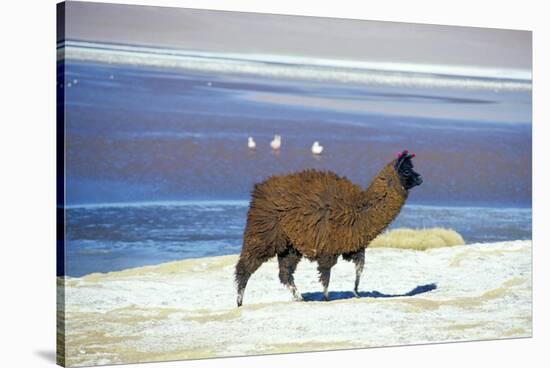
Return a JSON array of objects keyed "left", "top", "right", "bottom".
[
  {"left": 270, "top": 135, "right": 281, "bottom": 150},
  {"left": 311, "top": 141, "right": 324, "bottom": 155},
  {"left": 248, "top": 136, "right": 256, "bottom": 150}
]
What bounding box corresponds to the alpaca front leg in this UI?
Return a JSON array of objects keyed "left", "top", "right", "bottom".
[
  {"left": 343, "top": 249, "right": 365, "bottom": 297},
  {"left": 317, "top": 255, "right": 338, "bottom": 301},
  {"left": 319, "top": 269, "right": 331, "bottom": 301},
  {"left": 352, "top": 249, "right": 365, "bottom": 297}
]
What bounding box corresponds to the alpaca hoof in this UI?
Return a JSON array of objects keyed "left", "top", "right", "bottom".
[
  {"left": 323, "top": 295, "right": 330, "bottom": 301},
  {"left": 353, "top": 290, "right": 360, "bottom": 298},
  {"left": 294, "top": 294, "right": 304, "bottom": 302}
]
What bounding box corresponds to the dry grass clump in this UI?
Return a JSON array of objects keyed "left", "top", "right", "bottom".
[{"left": 369, "top": 228, "right": 465, "bottom": 250}]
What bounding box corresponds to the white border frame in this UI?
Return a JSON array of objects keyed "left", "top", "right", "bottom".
[{"left": 2, "top": 1, "right": 547, "bottom": 367}]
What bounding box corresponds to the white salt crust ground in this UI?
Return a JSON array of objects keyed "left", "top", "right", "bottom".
[{"left": 59, "top": 240, "right": 532, "bottom": 367}]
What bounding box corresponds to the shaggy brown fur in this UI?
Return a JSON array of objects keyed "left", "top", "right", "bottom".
[{"left": 235, "top": 151, "right": 421, "bottom": 306}]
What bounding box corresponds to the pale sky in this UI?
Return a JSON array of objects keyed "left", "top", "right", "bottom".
[{"left": 61, "top": 1, "right": 532, "bottom": 71}]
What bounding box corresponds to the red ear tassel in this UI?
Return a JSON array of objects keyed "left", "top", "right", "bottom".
[{"left": 397, "top": 150, "right": 415, "bottom": 159}]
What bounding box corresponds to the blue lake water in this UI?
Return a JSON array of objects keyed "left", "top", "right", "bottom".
[
  {"left": 60, "top": 43, "right": 532, "bottom": 276},
  {"left": 64, "top": 201, "right": 531, "bottom": 277}
]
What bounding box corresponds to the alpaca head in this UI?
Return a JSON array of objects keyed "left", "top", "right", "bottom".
[{"left": 394, "top": 150, "right": 423, "bottom": 190}]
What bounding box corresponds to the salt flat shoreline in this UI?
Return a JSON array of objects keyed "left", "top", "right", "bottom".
[{"left": 59, "top": 240, "right": 532, "bottom": 367}]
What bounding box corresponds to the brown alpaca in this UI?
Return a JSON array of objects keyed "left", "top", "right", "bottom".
[{"left": 235, "top": 150, "right": 422, "bottom": 306}]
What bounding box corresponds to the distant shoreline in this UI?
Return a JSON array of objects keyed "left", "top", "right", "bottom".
[
  {"left": 64, "top": 199, "right": 533, "bottom": 211},
  {"left": 58, "top": 40, "right": 531, "bottom": 92},
  {"left": 59, "top": 40, "right": 532, "bottom": 82}
]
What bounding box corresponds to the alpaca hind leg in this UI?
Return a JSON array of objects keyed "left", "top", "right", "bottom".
[
  {"left": 317, "top": 255, "right": 338, "bottom": 301},
  {"left": 235, "top": 256, "right": 263, "bottom": 307},
  {"left": 277, "top": 247, "right": 303, "bottom": 301}
]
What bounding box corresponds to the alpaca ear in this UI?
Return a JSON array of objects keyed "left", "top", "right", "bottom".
[
  {"left": 395, "top": 150, "right": 408, "bottom": 170},
  {"left": 395, "top": 157, "right": 404, "bottom": 170}
]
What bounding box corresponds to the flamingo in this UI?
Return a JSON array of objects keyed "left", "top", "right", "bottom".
[
  {"left": 311, "top": 141, "right": 323, "bottom": 155},
  {"left": 248, "top": 137, "right": 256, "bottom": 150},
  {"left": 270, "top": 135, "right": 281, "bottom": 150}
]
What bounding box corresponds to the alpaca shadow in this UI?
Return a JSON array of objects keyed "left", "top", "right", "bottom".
[{"left": 301, "top": 283, "right": 437, "bottom": 302}]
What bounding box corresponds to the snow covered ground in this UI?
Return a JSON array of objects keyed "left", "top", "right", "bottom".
[{"left": 59, "top": 240, "right": 531, "bottom": 367}]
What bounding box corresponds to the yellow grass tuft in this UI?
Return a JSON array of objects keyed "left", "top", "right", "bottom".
[{"left": 369, "top": 228, "right": 465, "bottom": 250}]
